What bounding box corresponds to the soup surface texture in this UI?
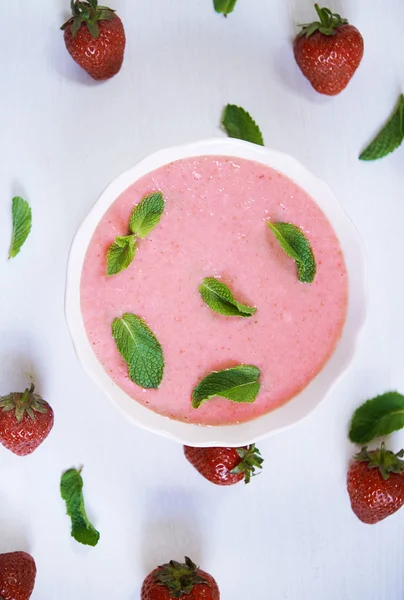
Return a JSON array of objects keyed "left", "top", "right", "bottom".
[{"left": 81, "top": 156, "right": 348, "bottom": 425}]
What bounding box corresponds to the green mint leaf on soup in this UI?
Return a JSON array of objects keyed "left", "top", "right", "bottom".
[
  {"left": 60, "top": 468, "right": 100, "bottom": 547},
  {"left": 214, "top": 0, "right": 238, "bottom": 16},
  {"left": 349, "top": 392, "right": 404, "bottom": 444},
  {"left": 359, "top": 94, "right": 404, "bottom": 161},
  {"left": 192, "top": 365, "right": 261, "bottom": 409},
  {"left": 129, "top": 191, "right": 165, "bottom": 238},
  {"left": 199, "top": 277, "right": 256, "bottom": 317},
  {"left": 267, "top": 222, "right": 316, "bottom": 284},
  {"left": 222, "top": 105, "right": 264, "bottom": 146},
  {"left": 106, "top": 235, "right": 136, "bottom": 276},
  {"left": 9, "top": 196, "right": 32, "bottom": 259},
  {"left": 112, "top": 313, "right": 164, "bottom": 389},
  {"left": 106, "top": 191, "right": 165, "bottom": 276}
]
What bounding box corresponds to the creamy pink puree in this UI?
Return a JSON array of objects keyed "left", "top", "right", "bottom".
[{"left": 81, "top": 156, "right": 348, "bottom": 426}]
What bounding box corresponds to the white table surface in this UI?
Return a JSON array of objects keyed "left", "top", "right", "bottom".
[{"left": 1, "top": 1, "right": 404, "bottom": 598}]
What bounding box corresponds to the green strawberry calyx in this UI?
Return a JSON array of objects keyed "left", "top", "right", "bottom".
[
  {"left": 298, "top": 4, "right": 348, "bottom": 38},
  {"left": 61, "top": 0, "right": 116, "bottom": 39},
  {"left": 154, "top": 557, "right": 209, "bottom": 598},
  {"left": 230, "top": 443, "right": 264, "bottom": 484},
  {"left": 0, "top": 383, "right": 49, "bottom": 423},
  {"left": 354, "top": 443, "right": 404, "bottom": 481}
]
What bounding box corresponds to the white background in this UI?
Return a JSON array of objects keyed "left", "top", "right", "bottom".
[{"left": 1, "top": 1, "right": 404, "bottom": 598}]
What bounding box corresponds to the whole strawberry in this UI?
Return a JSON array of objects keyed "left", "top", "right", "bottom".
[
  {"left": 141, "top": 556, "right": 220, "bottom": 600},
  {"left": 347, "top": 443, "right": 404, "bottom": 524},
  {"left": 0, "top": 551, "right": 36, "bottom": 600},
  {"left": 293, "top": 4, "right": 364, "bottom": 96},
  {"left": 184, "top": 444, "right": 263, "bottom": 486},
  {"left": 0, "top": 383, "right": 54, "bottom": 456},
  {"left": 61, "top": 0, "right": 126, "bottom": 81}
]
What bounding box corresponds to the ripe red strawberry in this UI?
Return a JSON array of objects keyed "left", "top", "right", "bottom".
[
  {"left": 0, "top": 384, "right": 54, "bottom": 456},
  {"left": 293, "top": 4, "right": 364, "bottom": 96},
  {"left": 141, "top": 556, "right": 220, "bottom": 600},
  {"left": 0, "top": 551, "right": 37, "bottom": 600},
  {"left": 347, "top": 444, "right": 404, "bottom": 524},
  {"left": 61, "top": 0, "right": 126, "bottom": 81},
  {"left": 184, "top": 444, "right": 263, "bottom": 486}
]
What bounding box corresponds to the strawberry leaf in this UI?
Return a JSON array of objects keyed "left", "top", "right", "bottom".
[
  {"left": 86, "top": 20, "right": 99, "bottom": 38},
  {"left": 354, "top": 444, "right": 404, "bottom": 481},
  {"left": 231, "top": 444, "right": 264, "bottom": 484}
]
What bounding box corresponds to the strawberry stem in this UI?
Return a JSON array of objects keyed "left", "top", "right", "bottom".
[
  {"left": 314, "top": 3, "right": 325, "bottom": 23},
  {"left": 298, "top": 4, "right": 348, "bottom": 38},
  {"left": 21, "top": 383, "right": 35, "bottom": 406},
  {"left": 154, "top": 557, "right": 209, "bottom": 598},
  {"left": 230, "top": 443, "right": 264, "bottom": 484},
  {"left": 0, "top": 383, "right": 48, "bottom": 423},
  {"left": 61, "top": 0, "right": 116, "bottom": 38},
  {"left": 354, "top": 443, "right": 404, "bottom": 481}
]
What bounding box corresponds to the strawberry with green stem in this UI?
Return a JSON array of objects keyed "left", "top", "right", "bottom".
[
  {"left": 61, "top": 0, "right": 126, "bottom": 80},
  {"left": 347, "top": 443, "right": 404, "bottom": 524},
  {"left": 184, "top": 444, "right": 263, "bottom": 486},
  {"left": 141, "top": 556, "right": 220, "bottom": 600},
  {"left": 293, "top": 4, "right": 364, "bottom": 96},
  {"left": 0, "top": 383, "right": 54, "bottom": 456}
]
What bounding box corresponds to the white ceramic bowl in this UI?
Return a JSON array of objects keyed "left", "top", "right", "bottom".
[{"left": 65, "top": 138, "right": 367, "bottom": 447}]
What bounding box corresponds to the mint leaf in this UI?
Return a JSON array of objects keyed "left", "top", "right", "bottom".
[
  {"left": 214, "top": 0, "right": 238, "bottom": 16},
  {"left": 106, "top": 235, "right": 136, "bottom": 276},
  {"left": 112, "top": 313, "right": 164, "bottom": 389},
  {"left": 199, "top": 277, "right": 256, "bottom": 317},
  {"left": 60, "top": 468, "right": 100, "bottom": 547},
  {"left": 129, "top": 191, "right": 165, "bottom": 239},
  {"left": 9, "top": 196, "right": 32, "bottom": 259},
  {"left": 106, "top": 191, "right": 165, "bottom": 276},
  {"left": 267, "top": 222, "right": 316, "bottom": 284},
  {"left": 222, "top": 105, "right": 264, "bottom": 146},
  {"left": 360, "top": 94, "right": 404, "bottom": 161},
  {"left": 349, "top": 392, "right": 404, "bottom": 444},
  {"left": 192, "top": 365, "right": 261, "bottom": 409}
]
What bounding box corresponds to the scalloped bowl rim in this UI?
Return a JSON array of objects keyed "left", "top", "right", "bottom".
[{"left": 65, "top": 138, "right": 367, "bottom": 447}]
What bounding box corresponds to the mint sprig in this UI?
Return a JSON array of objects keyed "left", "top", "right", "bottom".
[
  {"left": 60, "top": 468, "right": 100, "bottom": 547},
  {"left": 214, "top": 0, "right": 238, "bottom": 16},
  {"left": 9, "top": 196, "right": 32, "bottom": 259},
  {"left": 199, "top": 277, "right": 256, "bottom": 318},
  {"left": 360, "top": 94, "right": 404, "bottom": 161},
  {"left": 192, "top": 365, "right": 261, "bottom": 409},
  {"left": 267, "top": 222, "right": 316, "bottom": 284},
  {"left": 129, "top": 192, "right": 165, "bottom": 239},
  {"left": 106, "top": 235, "right": 136, "bottom": 276},
  {"left": 349, "top": 392, "right": 404, "bottom": 444},
  {"left": 222, "top": 105, "right": 264, "bottom": 146},
  {"left": 112, "top": 313, "right": 164, "bottom": 389},
  {"left": 106, "top": 191, "right": 165, "bottom": 276}
]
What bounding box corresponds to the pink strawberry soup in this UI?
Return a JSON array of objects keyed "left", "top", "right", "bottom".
[{"left": 81, "top": 156, "right": 348, "bottom": 426}]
